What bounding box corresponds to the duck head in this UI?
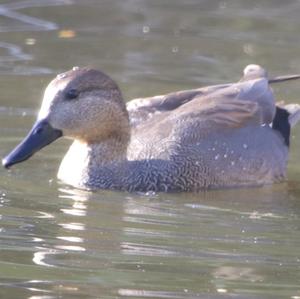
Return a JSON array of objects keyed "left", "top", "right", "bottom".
[{"left": 3, "top": 67, "right": 129, "bottom": 168}]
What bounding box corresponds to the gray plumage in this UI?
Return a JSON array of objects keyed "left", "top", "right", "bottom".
[{"left": 3, "top": 64, "right": 300, "bottom": 192}]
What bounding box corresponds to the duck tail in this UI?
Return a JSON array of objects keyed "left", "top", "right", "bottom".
[
  {"left": 272, "top": 104, "right": 300, "bottom": 147},
  {"left": 272, "top": 106, "right": 291, "bottom": 147},
  {"left": 284, "top": 103, "right": 300, "bottom": 128}
]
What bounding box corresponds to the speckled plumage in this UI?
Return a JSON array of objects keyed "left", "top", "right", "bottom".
[{"left": 3, "top": 64, "right": 300, "bottom": 192}]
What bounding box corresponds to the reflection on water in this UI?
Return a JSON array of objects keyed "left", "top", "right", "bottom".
[
  {"left": 0, "top": 184, "right": 300, "bottom": 298},
  {"left": 31, "top": 188, "right": 88, "bottom": 268},
  {"left": 0, "top": 0, "right": 72, "bottom": 75},
  {"left": 1, "top": 0, "right": 300, "bottom": 298},
  {"left": 0, "top": 41, "right": 52, "bottom": 75},
  {"left": 0, "top": 0, "right": 70, "bottom": 32}
]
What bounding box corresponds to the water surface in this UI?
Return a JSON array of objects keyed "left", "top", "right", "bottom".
[{"left": 1, "top": 1, "right": 300, "bottom": 298}]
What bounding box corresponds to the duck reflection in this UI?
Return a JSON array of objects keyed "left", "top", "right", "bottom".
[{"left": 28, "top": 184, "right": 300, "bottom": 298}]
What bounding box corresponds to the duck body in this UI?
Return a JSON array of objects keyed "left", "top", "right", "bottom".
[
  {"left": 3, "top": 65, "right": 300, "bottom": 192},
  {"left": 59, "top": 125, "right": 287, "bottom": 192}
]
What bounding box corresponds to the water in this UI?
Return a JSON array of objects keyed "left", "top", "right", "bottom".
[{"left": 1, "top": 1, "right": 300, "bottom": 298}]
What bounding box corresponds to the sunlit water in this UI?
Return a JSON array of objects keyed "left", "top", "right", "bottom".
[{"left": 0, "top": 1, "right": 300, "bottom": 298}]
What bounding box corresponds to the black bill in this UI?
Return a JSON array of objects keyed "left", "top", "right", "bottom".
[{"left": 2, "top": 119, "right": 62, "bottom": 169}]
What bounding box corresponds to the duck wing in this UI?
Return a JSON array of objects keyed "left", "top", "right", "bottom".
[
  {"left": 127, "top": 64, "right": 300, "bottom": 127},
  {"left": 128, "top": 77, "right": 268, "bottom": 160},
  {"left": 127, "top": 84, "right": 229, "bottom": 127}
]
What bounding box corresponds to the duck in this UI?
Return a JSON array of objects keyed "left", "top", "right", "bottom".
[{"left": 2, "top": 64, "right": 300, "bottom": 192}]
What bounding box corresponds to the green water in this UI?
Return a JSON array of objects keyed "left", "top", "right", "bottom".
[{"left": 0, "top": 1, "right": 300, "bottom": 298}]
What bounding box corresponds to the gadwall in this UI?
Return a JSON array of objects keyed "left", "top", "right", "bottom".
[{"left": 3, "top": 65, "right": 300, "bottom": 192}]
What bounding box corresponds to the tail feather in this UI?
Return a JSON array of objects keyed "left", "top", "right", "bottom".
[
  {"left": 272, "top": 103, "right": 300, "bottom": 147},
  {"left": 283, "top": 104, "right": 300, "bottom": 127},
  {"left": 272, "top": 107, "right": 291, "bottom": 147}
]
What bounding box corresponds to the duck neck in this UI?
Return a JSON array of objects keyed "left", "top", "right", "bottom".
[{"left": 58, "top": 134, "right": 129, "bottom": 187}]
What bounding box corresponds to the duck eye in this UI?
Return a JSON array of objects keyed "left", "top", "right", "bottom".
[{"left": 65, "top": 88, "right": 79, "bottom": 100}]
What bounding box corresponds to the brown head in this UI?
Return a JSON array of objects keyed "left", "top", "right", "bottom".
[
  {"left": 3, "top": 67, "right": 130, "bottom": 168},
  {"left": 40, "top": 67, "right": 129, "bottom": 142}
]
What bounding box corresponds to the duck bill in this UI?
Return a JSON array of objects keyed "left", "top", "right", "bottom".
[{"left": 2, "top": 119, "right": 62, "bottom": 169}]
